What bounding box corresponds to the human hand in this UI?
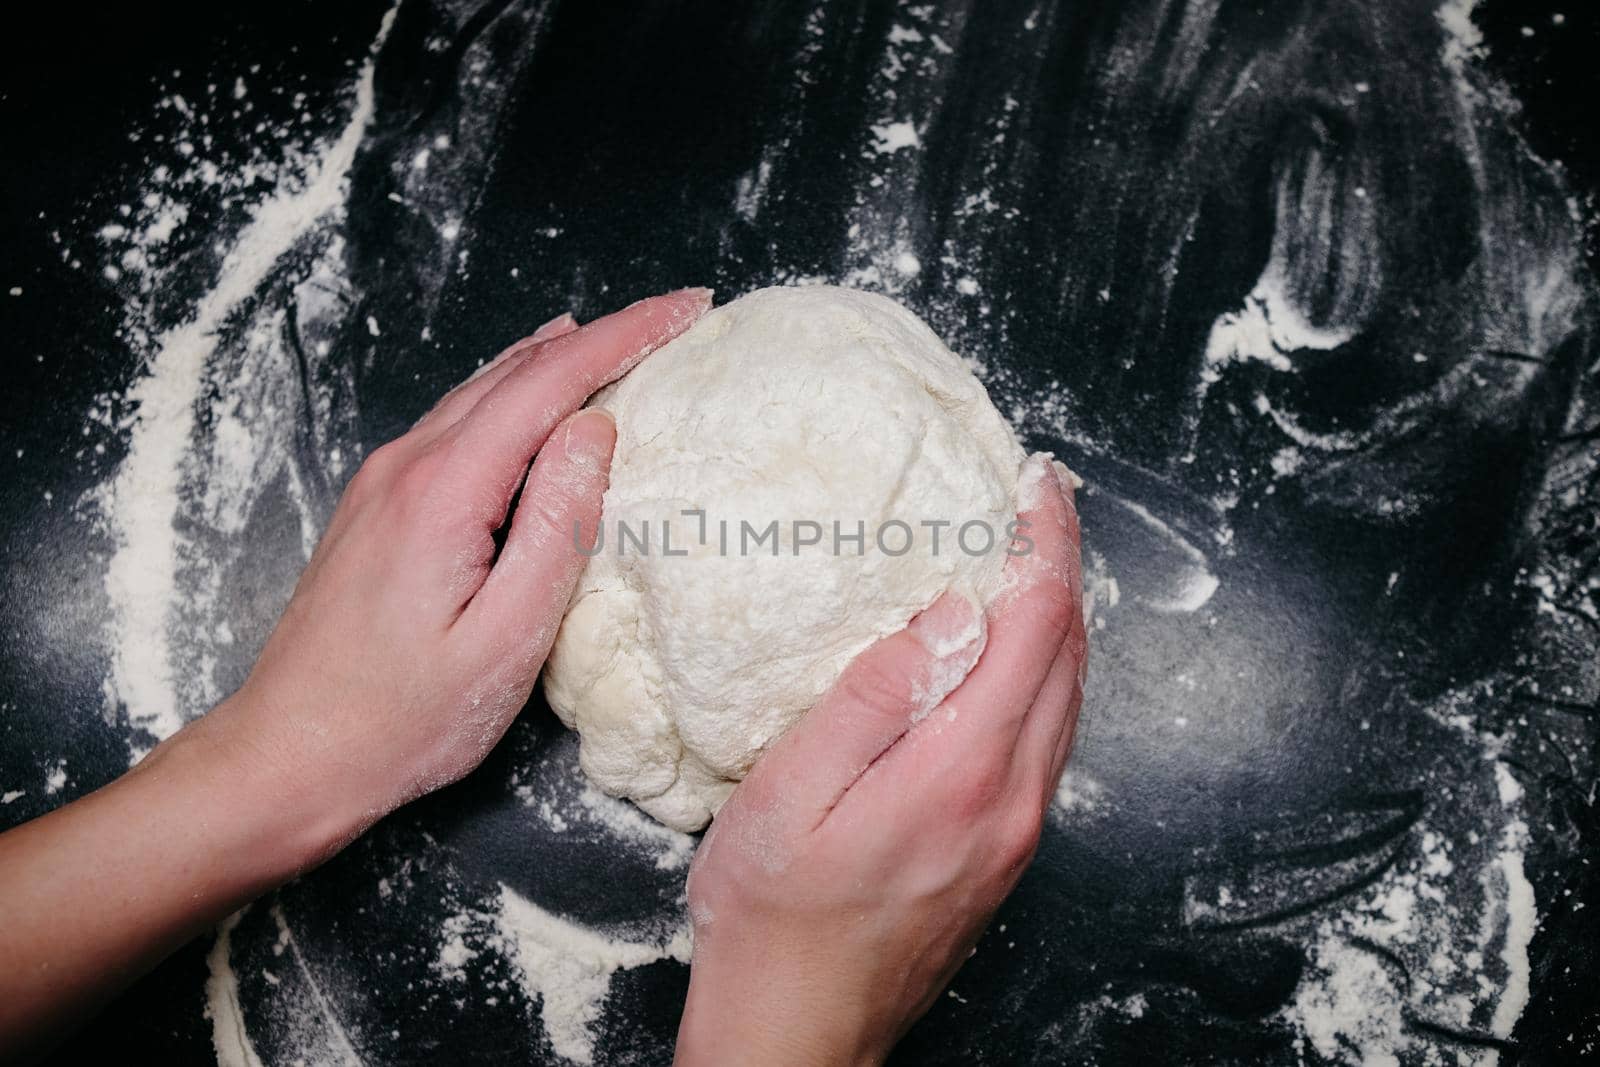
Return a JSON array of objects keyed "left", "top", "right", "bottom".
[
  {"left": 675, "top": 453, "right": 1085, "bottom": 1066},
  {"left": 184, "top": 288, "right": 712, "bottom": 858}
]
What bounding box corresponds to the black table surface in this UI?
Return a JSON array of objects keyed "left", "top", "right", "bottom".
[{"left": 2, "top": 1, "right": 1598, "bottom": 1064}]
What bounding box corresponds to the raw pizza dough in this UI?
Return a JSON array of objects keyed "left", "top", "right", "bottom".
[{"left": 543, "top": 286, "right": 1027, "bottom": 831}]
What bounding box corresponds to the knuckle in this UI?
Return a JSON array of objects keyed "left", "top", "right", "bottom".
[
  {"left": 362, "top": 440, "right": 407, "bottom": 478},
  {"left": 836, "top": 652, "right": 912, "bottom": 718},
  {"left": 951, "top": 755, "right": 1010, "bottom": 819},
  {"left": 343, "top": 444, "right": 401, "bottom": 505},
  {"left": 1027, "top": 580, "right": 1078, "bottom": 643},
  {"left": 395, "top": 451, "right": 445, "bottom": 502},
  {"left": 521, "top": 487, "right": 581, "bottom": 547},
  {"left": 684, "top": 860, "right": 725, "bottom": 927},
  {"left": 999, "top": 801, "right": 1045, "bottom": 868}
]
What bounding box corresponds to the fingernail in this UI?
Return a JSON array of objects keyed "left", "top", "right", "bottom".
[
  {"left": 910, "top": 589, "right": 986, "bottom": 659},
  {"left": 676, "top": 286, "right": 715, "bottom": 310},
  {"left": 532, "top": 311, "right": 577, "bottom": 341},
  {"left": 626, "top": 287, "right": 714, "bottom": 315},
  {"left": 564, "top": 409, "right": 616, "bottom": 465},
  {"left": 1051, "top": 459, "right": 1081, "bottom": 505},
  {"left": 1015, "top": 452, "right": 1059, "bottom": 512},
  {"left": 661, "top": 287, "right": 714, "bottom": 322}
]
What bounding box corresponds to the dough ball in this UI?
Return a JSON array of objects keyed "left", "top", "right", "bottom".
[{"left": 543, "top": 286, "right": 1026, "bottom": 831}]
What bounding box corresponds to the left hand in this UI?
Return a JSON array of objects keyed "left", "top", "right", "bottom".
[
  {"left": 188, "top": 287, "right": 712, "bottom": 851},
  {"left": 0, "top": 288, "right": 711, "bottom": 1057}
]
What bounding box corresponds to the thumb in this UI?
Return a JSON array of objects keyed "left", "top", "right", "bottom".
[
  {"left": 752, "top": 590, "right": 987, "bottom": 829},
  {"left": 458, "top": 408, "right": 616, "bottom": 659}
]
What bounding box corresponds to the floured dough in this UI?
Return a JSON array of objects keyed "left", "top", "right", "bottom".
[{"left": 543, "top": 286, "right": 1026, "bottom": 830}]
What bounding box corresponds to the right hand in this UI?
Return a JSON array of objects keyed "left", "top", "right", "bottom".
[{"left": 675, "top": 453, "right": 1086, "bottom": 1066}]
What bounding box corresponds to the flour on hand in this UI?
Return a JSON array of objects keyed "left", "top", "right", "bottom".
[{"left": 543, "top": 286, "right": 1029, "bottom": 831}]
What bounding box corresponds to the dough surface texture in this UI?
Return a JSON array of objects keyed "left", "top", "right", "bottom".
[{"left": 543, "top": 286, "right": 1026, "bottom": 830}]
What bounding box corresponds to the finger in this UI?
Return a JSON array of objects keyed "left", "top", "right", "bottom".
[
  {"left": 745, "top": 590, "right": 987, "bottom": 830},
  {"left": 1012, "top": 478, "right": 1086, "bottom": 792},
  {"left": 532, "top": 311, "right": 581, "bottom": 340},
  {"left": 1046, "top": 469, "right": 1087, "bottom": 788},
  {"left": 832, "top": 456, "right": 1076, "bottom": 830},
  {"left": 460, "top": 311, "right": 581, "bottom": 398},
  {"left": 1015, "top": 642, "right": 1084, "bottom": 798},
  {"left": 457, "top": 408, "right": 616, "bottom": 660},
  {"left": 1048, "top": 651, "right": 1087, "bottom": 786},
  {"left": 925, "top": 454, "right": 1078, "bottom": 768},
  {"left": 441, "top": 288, "right": 712, "bottom": 525},
  {"left": 1052, "top": 459, "right": 1084, "bottom": 600},
  {"left": 413, "top": 311, "right": 580, "bottom": 439}
]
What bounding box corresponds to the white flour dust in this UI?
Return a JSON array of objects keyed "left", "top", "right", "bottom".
[
  {"left": 814, "top": 1, "right": 1548, "bottom": 1059},
  {"left": 572, "top": 783, "right": 694, "bottom": 871},
  {"left": 427, "top": 883, "right": 691, "bottom": 1066},
  {"left": 77, "top": 0, "right": 1575, "bottom": 1060},
  {"left": 1275, "top": 686, "right": 1542, "bottom": 1066},
  {"left": 99, "top": 13, "right": 391, "bottom": 756},
  {"left": 493, "top": 886, "right": 691, "bottom": 1065},
  {"left": 205, "top": 911, "right": 265, "bottom": 1067},
  {"left": 85, "top": 6, "right": 395, "bottom": 1063},
  {"left": 89, "top": 5, "right": 703, "bottom": 1061},
  {"left": 207, "top": 902, "right": 366, "bottom": 1067}
]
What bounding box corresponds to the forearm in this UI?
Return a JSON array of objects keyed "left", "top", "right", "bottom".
[{"left": 0, "top": 692, "right": 355, "bottom": 1057}]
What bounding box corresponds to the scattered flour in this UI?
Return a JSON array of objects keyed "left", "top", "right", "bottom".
[
  {"left": 1438, "top": 0, "right": 1486, "bottom": 74},
  {"left": 436, "top": 911, "right": 479, "bottom": 982},
  {"left": 573, "top": 785, "right": 697, "bottom": 871},
  {"left": 1280, "top": 726, "right": 1540, "bottom": 1063},
  {"left": 1290, "top": 934, "right": 1411, "bottom": 1067},
  {"left": 1202, "top": 274, "right": 1354, "bottom": 379},
  {"left": 1052, "top": 770, "right": 1108, "bottom": 819},
  {"left": 88, "top": 7, "right": 409, "bottom": 1063},
  {"left": 100, "top": 9, "right": 392, "bottom": 757},
  {"left": 206, "top": 910, "right": 266, "bottom": 1067},
  {"left": 870, "top": 120, "right": 921, "bottom": 154},
  {"left": 1488, "top": 763, "right": 1534, "bottom": 1041},
  {"left": 206, "top": 903, "right": 365, "bottom": 1067},
  {"left": 492, "top": 885, "right": 691, "bottom": 1065},
  {"left": 76, "top": 0, "right": 1570, "bottom": 1061},
  {"left": 514, "top": 765, "right": 698, "bottom": 872}
]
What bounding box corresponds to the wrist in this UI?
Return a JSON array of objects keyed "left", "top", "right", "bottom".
[
  {"left": 675, "top": 959, "right": 887, "bottom": 1067},
  {"left": 134, "top": 691, "right": 370, "bottom": 887}
]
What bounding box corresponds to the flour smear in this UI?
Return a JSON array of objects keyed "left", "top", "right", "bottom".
[
  {"left": 493, "top": 885, "right": 692, "bottom": 1065},
  {"left": 101, "top": 11, "right": 391, "bottom": 755},
  {"left": 89, "top": 6, "right": 393, "bottom": 1063}
]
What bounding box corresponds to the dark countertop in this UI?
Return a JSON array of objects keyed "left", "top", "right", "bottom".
[{"left": 2, "top": 1, "right": 1597, "bottom": 1063}]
